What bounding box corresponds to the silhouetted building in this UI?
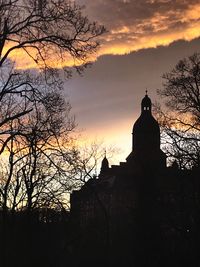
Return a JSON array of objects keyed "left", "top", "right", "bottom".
[{"left": 70, "top": 93, "right": 200, "bottom": 267}]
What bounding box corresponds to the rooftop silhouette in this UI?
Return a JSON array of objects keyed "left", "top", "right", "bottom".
[{"left": 70, "top": 93, "right": 200, "bottom": 267}]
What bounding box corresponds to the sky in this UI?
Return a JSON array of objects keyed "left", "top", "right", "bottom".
[
  {"left": 64, "top": 0, "right": 200, "bottom": 164},
  {"left": 4, "top": 0, "right": 200, "bottom": 165}
]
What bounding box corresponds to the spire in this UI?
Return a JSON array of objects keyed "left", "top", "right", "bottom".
[
  {"left": 141, "top": 90, "right": 152, "bottom": 113},
  {"left": 100, "top": 152, "right": 109, "bottom": 175}
]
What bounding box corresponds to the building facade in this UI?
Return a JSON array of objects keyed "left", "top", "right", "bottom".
[{"left": 70, "top": 94, "right": 200, "bottom": 267}]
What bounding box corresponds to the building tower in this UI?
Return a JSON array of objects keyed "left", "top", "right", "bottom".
[
  {"left": 127, "top": 92, "right": 166, "bottom": 170},
  {"left": 100, "top": 154, "right": 109, "bottom": 174}
]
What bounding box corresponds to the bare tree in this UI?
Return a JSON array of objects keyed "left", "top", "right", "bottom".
[
  {"left": 0, "top": 88, "right": 80, "bottom": 215},
  {"left": 0, "top": 0, "right": 105, "bottom": 154},
  {"left": 156, "top": 53, "right": 200, "bottom": 169},
  {"left": 0, "top": 0, "right": 105, "bottom": 214},
  {"left": 0, "top": 2, "right": 105, "bottom": 265},
  {"left": 0, "top": 0, "right": 105, "bottom": 69}
]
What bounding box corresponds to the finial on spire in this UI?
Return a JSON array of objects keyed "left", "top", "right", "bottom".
[
  {"left": 104, "top": 149, "right": 107, "bottom": 158},
  {"left": 145, "top": 89, "right": 148, "bottom": 96}
]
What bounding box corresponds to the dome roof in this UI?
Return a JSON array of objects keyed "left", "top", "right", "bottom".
[
  {"left": 133, "top": 112, "right": 160, "bottom": 133},
  {"left": 127, "top": 92, "right": 166, "bottom": 168}
]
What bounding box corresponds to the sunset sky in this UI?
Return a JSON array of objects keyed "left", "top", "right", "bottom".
[
  {"left": 7, "top": 0, "right": 200, "bottom": 165},
  {"left": 63, "top": 0, "right": 200, "bottom": 164}
]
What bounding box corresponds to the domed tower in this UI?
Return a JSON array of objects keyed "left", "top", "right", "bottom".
[
  {"left": 127, "top": 92, "right": 166, "bottom": 169},
  {"left": 99, "top": 151, "right": 110, "bottom": 178},
  {"left": 101, "top": 156, "right": 109, "bottom": 173},
  {"left": 133, "top": 92, "right": 160, "bottom": 152}
]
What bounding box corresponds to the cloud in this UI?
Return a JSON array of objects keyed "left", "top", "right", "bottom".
[
  {"left": 6, "top": 0, "right": 200, "bottom": 69},
  {"left": 78, "top": 0, "right": 200, "bottom": 58}
]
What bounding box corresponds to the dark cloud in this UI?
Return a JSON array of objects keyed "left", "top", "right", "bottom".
[
  {"left": 77, "top": 0, "right": 200, "bottom": 57},
  {"left": 79, "top": 0, "right": 199, "bottom": 28}
]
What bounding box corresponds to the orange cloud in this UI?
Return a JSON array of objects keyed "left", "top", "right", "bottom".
[
  {"left": 97, "top": 3, "right": 200, "bottom": 57},
  {"left": 5, "top": 2, "right": 200, "bottom": 69}
]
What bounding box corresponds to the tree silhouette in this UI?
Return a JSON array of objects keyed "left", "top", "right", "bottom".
[
  {"left": 156, "top": 53, "right": 200, "bottom": 169},
  {"left": 0, "top": 0, "right": 105, "bottom": 154},
  {"left": 0, "top": 0, "right": 105, "bottom": 69},
  {"left": 0, "top": 0, "right": 105, "bottom": 212},
  {"left": 0, "top": 2, "right": 105, "bottom": 266}
]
